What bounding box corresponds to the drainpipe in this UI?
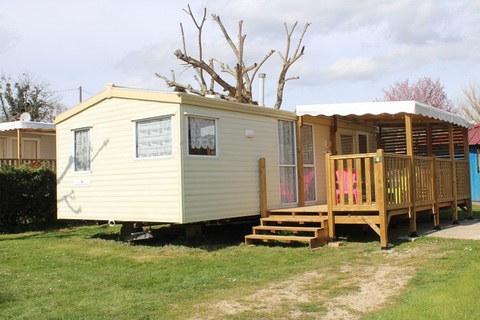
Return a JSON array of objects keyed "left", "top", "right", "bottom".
[{"left": 259, "top": 73, "right": 266, "bottom": 106}]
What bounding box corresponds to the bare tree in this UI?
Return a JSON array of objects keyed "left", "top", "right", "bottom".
[
  {"left": 156, "top": 5, "right": 310, "bottom": 109},
  {"left": 379, "top": 76, "right": 457, "bottom": 113},
  {"left": 0, "top": 73, "right": 65, "bottom": 122},
  {"left": 458, "top": 82, "right": 480, "bottom": 123}
]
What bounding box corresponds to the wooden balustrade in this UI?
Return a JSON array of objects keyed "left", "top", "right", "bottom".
[
  {"left": 0, "top": 158, "right": 56, "bottom": 170},
  {"left": 326, "top": 150, "right": 468, "bottom": 213}
]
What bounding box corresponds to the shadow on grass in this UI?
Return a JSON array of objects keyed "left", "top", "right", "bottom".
[
  {"left": 63, "top": 206, "right": 480, "bottom": 251},
  {"left": 91, "top": 222, "right": 258, "bottom": 252}
]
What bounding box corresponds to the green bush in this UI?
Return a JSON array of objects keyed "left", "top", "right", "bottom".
[{"left": 0, "top": 164, "right": 56, "bottom": 233}]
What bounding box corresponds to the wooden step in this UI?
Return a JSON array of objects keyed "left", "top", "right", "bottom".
[
  {"left": 261, "top": 215, "right": 328, "bottom": 224},
  {"left": 268, "top": 204, "right": 328, "bottom": 215},
  {"left": 245, "top": 234, "right": 327, "bottom": 249},
  {"left": 252, "top": 225, "right": 322, "bottom": 234}
]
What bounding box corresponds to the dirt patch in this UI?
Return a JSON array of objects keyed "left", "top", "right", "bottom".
[{"left": 190, "top": 261, "right": 414, "bottom": 319}]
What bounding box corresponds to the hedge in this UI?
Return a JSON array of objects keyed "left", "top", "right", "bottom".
[{"left": 0, "top": 164, "right": 57, "bottom": 233}]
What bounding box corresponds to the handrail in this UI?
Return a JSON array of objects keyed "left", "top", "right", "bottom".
[{"left": 326, "top": 150, "right": 468, "bottom": 213}]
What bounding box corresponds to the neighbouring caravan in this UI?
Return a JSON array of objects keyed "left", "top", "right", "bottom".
[
  {"left": 0, "top": 119, "right": 56, "bottom": 168},
  {"left": 55, "top": 84, "right": 376, "bottom": 236}
]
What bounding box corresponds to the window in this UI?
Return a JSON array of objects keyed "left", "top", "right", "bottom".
[
  {"left": 358, "top": 134, "right": 368, "bottom": 153},
  {"left": 302, "top": 124, "right": 316, "bottom": 202},
  {"left": 74, "top": 129, "right": 90, "bottom": 172},
  {"left": 477, "top": 146, "right": 480, "bottom": 173},
  {"left": 136, "top": 117, "right": 172, "bottom": 158},
  {"left": 188, "top": 117, "right": 216, "bottom": 156},
  {"left": 278, "top": 120, "right": 297, "bottom": 204},
  {"left": 340, "top": 134, "right": 355, "bottom": 154}
]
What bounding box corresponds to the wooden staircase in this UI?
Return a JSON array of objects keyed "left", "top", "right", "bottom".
[{"left": 245, "top": 207, "right": 329, "bottom": 249}]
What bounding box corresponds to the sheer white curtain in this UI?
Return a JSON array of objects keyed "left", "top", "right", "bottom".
[
  {"left": 278, "top": 120, "right": 297, "bottom": 203},
  {"left": 137, "top": 118, "right": 172, "bottom": 158},
  {"left": 188, "top": 117, "right": 216, "bottom": 155},
  {"left": 75, "top": 129, "right": 90, "bottom": 171}
]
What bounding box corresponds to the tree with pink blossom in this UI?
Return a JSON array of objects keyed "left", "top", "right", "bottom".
[{"left": 379, "top": 77, "right": 457, "bottom": 113}]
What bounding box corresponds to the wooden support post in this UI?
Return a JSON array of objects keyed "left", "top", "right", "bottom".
[
  {"left": 462, "top": 127, "right": 474, "bottom": 219},
  {"left": 17, "top": 129, "right": 22, "bottom": 167},
  {"left": 296, "top": 117, "right": 305, "bottom": 207},
  {"left": 259, "top": 158, "right": 268, "bottom": 218},
  {"left": 325, "top": 152, "right": 336, "bottom": 241},
  {"left": 374, "top": 149, "right": 389, "bottom": 248},
  {"left": 432, "top": 157, "right": 441, "bottom": 228},
  {"left": 330, "top": 116, "right": 337, "bottom": 155},
  {"left": 405, "top": 114, "right": 417, "bottom": 237},
  {"left": 448, "top": 124, "right": 458, "bottom": 223}
]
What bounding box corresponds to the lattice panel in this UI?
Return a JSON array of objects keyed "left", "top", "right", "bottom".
[{"left": 436, "top": 160, "right": 454, "bottom": 198}]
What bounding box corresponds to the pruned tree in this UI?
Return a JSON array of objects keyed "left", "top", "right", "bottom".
[
  {"left": 379, "top": 76, "right": 457, "bottom": 113},
  {"left": 458, "top": 82, "right": 480, "bottom": 123},
  {"left": 156, "top": 5, "right": 310, "bottom": 109},
  {"left": 0, "top": 73, "right": 65, "bottom": 122}
]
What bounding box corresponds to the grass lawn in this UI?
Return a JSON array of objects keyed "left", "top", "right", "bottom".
[{"left": 1, "top": 208, "right": 480, "bottom": 319}]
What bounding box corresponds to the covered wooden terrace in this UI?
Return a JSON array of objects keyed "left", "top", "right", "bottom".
[
  {"left": 296, "top": 101, "right": 475, "bottom": 248},
  {"left": 0, "top": 120, "right": 56, "bottom": 170}
]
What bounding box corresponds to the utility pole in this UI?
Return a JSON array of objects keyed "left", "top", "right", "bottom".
[{"left": 79, "top": 86, "right": 83, "bottom": 103}]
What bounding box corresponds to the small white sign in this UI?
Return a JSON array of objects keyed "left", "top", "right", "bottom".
[{"left": 74, "top": 179, "right": 91, "bottom": 187}]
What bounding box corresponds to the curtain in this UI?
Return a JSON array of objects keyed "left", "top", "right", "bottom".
[
  {"left": 278, "top": 120, "right": 295, "bottom": 165},
  {"left": 75, "top": 130, "right": 90, "bottom": 171},
  {"left": 188, "top": 117, "right": 216, "bottom": 155},
  {"left": 137, "top": 118, "right": 172, "bottom": 157},
  {"left": 278, "top": 120, "right": 297, "bottom": 203}
]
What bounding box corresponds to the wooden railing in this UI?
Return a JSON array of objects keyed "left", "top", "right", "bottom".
[
  {"left": 0, "top": 158, "right": 56, "bottom": 171},
  {"left": 455, "top": 160, "right": 470, "bottom": 200},
  {"left": 326, "top": 149, "right": 469, "bottom": 213}
]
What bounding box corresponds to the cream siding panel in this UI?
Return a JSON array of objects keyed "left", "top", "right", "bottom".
[
  {"left": 56, "top": 98, "right": 183, "bottom": 223},
  {"left": 181, "top": 105, "right": 283, "bottom": 223}
]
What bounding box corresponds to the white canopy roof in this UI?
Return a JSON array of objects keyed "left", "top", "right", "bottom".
[
  {"left": 296, "top": 101, "right": 474, "bottom": 129},
  {"left": 0, "top": 121, "right": 55, "bottom": 132}
]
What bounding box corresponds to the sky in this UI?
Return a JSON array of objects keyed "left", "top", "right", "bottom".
[{"left": 1, "top": 0, "right": 480, "bottom": 112}]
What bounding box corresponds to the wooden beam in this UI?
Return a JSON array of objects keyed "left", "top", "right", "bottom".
[
  {"left": 330, "top": 116, "right": 337, "bottom": 155},
  {"left": 16, "top": 129, "right": 22, "bottom": 166},
  {"left": 426, "top": 123, "right": 433, "bottom": 156},
  {"left": 462, "top": 127, "right": 473, "bottom": 219},
  {"left": 448, "top": 123, "right": 458, "bottom": 222},
  {"left": 362, "top": 216, "right": 381, "bottom": 236},
  {"left": 325, "top": 152, "right": 336, "bottom": 240},
  {"left": 374, "top": 149, "right": 389, "bottom": 248},
  {"left": 259, "top": 158, "right": 268, "bottom": 218},
  {"left": 405, "top": 114, "right": 417, "bottom": 236},
  {"left": 296, "top": 117, "right": 305, "bottom": 207}
]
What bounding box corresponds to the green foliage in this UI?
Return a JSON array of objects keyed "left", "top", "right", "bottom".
[
  {"left": 0, "top": 73, "right": 64, "bottom": 122},
  {"left": 0, "top": 164, "right": 56, "bottom": 233}
]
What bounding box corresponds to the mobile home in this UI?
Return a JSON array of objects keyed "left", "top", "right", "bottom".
[
  {"left": 55, "top": 84, "right": 376, "bottom": 234},
  {"left": 0, "top": 118, "right": 56, "bottom": 169}
]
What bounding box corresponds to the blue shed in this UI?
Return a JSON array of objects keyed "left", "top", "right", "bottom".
[{"left": 469, "top": 124, "right": 480, "bottom": 201}]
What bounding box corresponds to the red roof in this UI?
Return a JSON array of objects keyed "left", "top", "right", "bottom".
[{"left": 469, "top": 124, "right": 480, "bottom": 145}]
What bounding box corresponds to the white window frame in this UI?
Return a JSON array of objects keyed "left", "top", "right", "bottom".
[
  {"left": 186, "top": 116, "right": 218, "bottom": 157},
  {"left": 278, "top": 120, "right": 297, "bottom": 204},
  {"left": 73, "top": 128, "right": 91, "bottom": 173},
  {"left": 134, "top": 116, "right": 173, "bottom": 159}
]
